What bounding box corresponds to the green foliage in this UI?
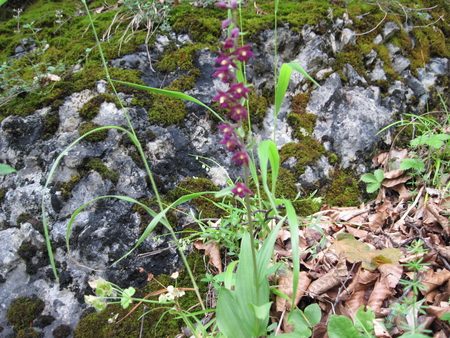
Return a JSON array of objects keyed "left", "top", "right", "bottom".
[
  {"left": 361, "top": 169, "right": 384, "bottom": 193},
  {"left": 78, "top": 122, "right": 108, "bottom": 142},
  {"left": 6, "top": 296, "right": 45, "bottom": 331},
  {"left": 286, "top": 303, "right": 321, "bottom": 337},
  {"left": 328, "top": 306, "right": 376, "bottom": 338},
  {"left": 0, "top": 163, "right": 16, "bottom": 174}
]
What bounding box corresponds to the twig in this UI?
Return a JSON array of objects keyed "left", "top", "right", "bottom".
[{"left": 139, "top": 306, "right": 147, "bottom": 338}]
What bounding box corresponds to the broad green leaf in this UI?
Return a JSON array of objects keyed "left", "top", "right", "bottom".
[
  {"left": 248, "top": 302, "right": 273, "bottom": 320},
  {"left": 360, "top": 173, "right": 378, "bottom": 184},
  {"left": 304, "top": 303, "right": 322, "bottom": 326},
  {"left": 399, "top": 158, "right": 425, "bottom": 172},
  {"left": 0, "top": 163, "right": 16, "bottom": 174},
  {"left": 216, "top": 288, "right": 253, "bottom": 337},
  {"left": 331, "top": 233, "right": 402, "bottom": 270},
  {"left": 258, "top": 140, "right": 277, "bottom": 209},
  {"left": 354, "top": 306, "right": 375, "bottom": 336},
  {"left": 120, "top": 287, "right": 135, "bottom": 309},
  {"left": 288, "top": 309, "right": 311, "bottom": 337},
  {"left": 328, "top": 315, "right": 364, "bottom": 338},
  {"left": 112, "top": 80, "right": 223, "bottom": 122},
  {"left": 366, "top": 182, "right": 381, "bottom": 194},
  {"left": 0, "top": 0, "right": 8, "bottom": 6},
  {"left": 373, "top": 169, "right": 384, "bottom": 182}
]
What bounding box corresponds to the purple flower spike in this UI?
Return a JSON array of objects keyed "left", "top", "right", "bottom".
[
  {"left": 228, "top": 104, "right": 248, "bottom": 121},
  {"left": 229, "top": 0, "right": 237, "bottom": 9},
  {"left": 217, "top": 123, "right": 237, "bottom": 138},
  {"left": 216, "top": 52, "right": 237, "bottom": 69},
  {"left": 212, "top": 90, "right": 235, "bottom": 109},
  {"left": 232, "top": 182, "right": 253, "bottom": 198},
  {"left": 230, "top": 27, "right": 240, "bottom": 38},
  {"left": 231, "top": 151, "right": 250, "bottom": 165},
  {"left": 229, "top": 83, "right": 251, "bottom": 100},
  {"left": 213, "top": 66, "right": 236, "bottom": 83},
  {"left": 231, "top": 45, "right": 254, "bottom": 62},
  {"left": 223, "top": 38, "right": 235, "bottom": 50},
  {"left": 219, "top": 136, "right": 241, "bottom": 152},
  {"left": 222, "top": 18, "right": 232, "bottom": 29}
]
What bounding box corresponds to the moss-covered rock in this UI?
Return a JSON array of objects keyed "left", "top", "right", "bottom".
[
  {"left": 167, "top": 177, "right": 225, "bottom": 219},
  {"left": 86, "top": 158, "right": 120, "bottom": 184},
  {"left": 78, "top": 122, "right": 108, "bottom": 142},
  {"left": 280, "top": 138, "right": 326, "bottom": 177},
  {"left": 42, "top": 110, "right": 60, "bottom": 140},
  {"left": 6, "top": 296, "right": 45, "bottom": 331},
  {"left": 323, "top": 169, "right": 362, "bottom": 206},
  {"left": 74, "top": 251, "right": 208, "bottom": 338},
  {"left": 78, "top": 93, "right": 119, "bottom": 121}
]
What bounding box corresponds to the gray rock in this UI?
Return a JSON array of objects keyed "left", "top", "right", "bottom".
[
  {"left": 343, "top": 63, "right": 367, "bottom": 86},
  {"left": 392, "top": 55, "right": 411, "bottom": 74},
  {"left": 309, "top": 73, "right": 393, "bottom": 168},
  {"left": 382, "top": 21, "right": 400, "bottom": 42}
]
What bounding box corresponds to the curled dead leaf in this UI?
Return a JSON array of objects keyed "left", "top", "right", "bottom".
[
  {"left": 194, "top": 240, "right": 222, "bottom": 273},
  {"left": 420, "top": 269, "right": 450, "bottom": 295},
  {"left": 307, "top": 256, "right": 348, "bottom": 296}
]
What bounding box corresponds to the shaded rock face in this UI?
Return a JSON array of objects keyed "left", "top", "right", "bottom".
[{"left": 0, "top": 13, "right": 448, "bottom": 336}]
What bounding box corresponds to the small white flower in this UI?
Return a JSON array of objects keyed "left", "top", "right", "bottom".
[{"left": 170, "top": 271, "right": 179, "bottom": 279}]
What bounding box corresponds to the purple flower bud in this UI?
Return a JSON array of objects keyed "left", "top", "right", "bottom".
[
  {"left": 212, "top": 90, "right": 236, "bottom": 109},
  {"left": 219, "top": 136, "right": 242, "bottom": 152},
  {"left": 217, "top": 123, "right": 237, "bottom": 138},
  {"left": 231, "top": 45, "right": 254, "bottom": 62},
  {"left": 229, "top": 82, "right": 251, "bottom": 100},
  {"left": 230, "top": 27, "right": 240, "bottom": 38},
  {"left": 222, "top": 18, "right": 232, "bottom": 29},
  {"left": 228, "top": 104, "right": 248, "bottom": 121},
  {"left": 215, "top": 1, "right": 229, "bottom": 9},
  {"left": 232, "top": 182, "right": 253, "bottom": 198},
  {"left": 223, "top": 38, "right": 235, "bottom": 50},
  {"left": 213, "top": 66, "right": 236, "bottom": 83},
  {"left": 231, "top": 151, "right": 250, "bottom": 166},
  {"left": 216, "top": 52, "right": 237, "bottom": 69},
  {"left": 229, "top": 0, "right": 237, "bottom": 9}
]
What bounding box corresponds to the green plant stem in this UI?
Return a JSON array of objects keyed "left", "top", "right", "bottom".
[{"left": 82, "top": 0, "right": 205, "bottom": 311}]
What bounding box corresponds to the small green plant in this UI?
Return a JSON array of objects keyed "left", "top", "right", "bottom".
[
  {"left": 388, "top": 240, "right": 431, "bottom": 336},
  {"left": 0, "top": 163, "right": 16, "bottom": 174},
  {"left": 360, "top": 169, "right": 384, "bottom": 193}
]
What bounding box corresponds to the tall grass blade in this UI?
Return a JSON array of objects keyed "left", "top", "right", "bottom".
[{"left": 111, "top": 80, "right": 223, "bottom": 122}]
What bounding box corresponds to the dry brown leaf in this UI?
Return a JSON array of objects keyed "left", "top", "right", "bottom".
[
  {"left": 194, "top": 240, "right": 222, "bottom": 273},
  {"left": 276, "top": 269, "right": 311, "bottom": 311},
  {"left": 373, "top": 318, "right": 391, "bottom": 338},
  {"left": 345, "top": 225, "right": 369, "bottom": 239},
  {"left": 390, "top": 184, "right": 414, "bottom": 202},
  {"left": 426, "top": 200, "right": 449, "bottom": 227},
  {"left": 368, "top": 211, "right": 388, "bottom": 231},
  {"left": 367, "top": 275, "right": 393, "bottom": 313},
  {"left": 373, "top": 151, "right": 390, "bottom": 166},
  {"left": 307, "top": 256, "right": 348, "bottom": 296},
  {"left": 345, "top": 268, "right": 379, "bottom": 313},
  {"left": 383, "top": 170, "right": 407, "bottom": 181},
  {"left": 377, "top": 263, "right": 403, "bottom": 288},
  {"left": 420, "top": 269, "right": 450, "bottom": 295}
]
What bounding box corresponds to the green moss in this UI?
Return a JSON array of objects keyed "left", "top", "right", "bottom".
[
  {"left": 286, "top": 93, "right": 317, "bottom": 139},
  {"left": 147, "top": 70, "right": 200, "bottom": 126},
  {"left": 248, "top": 91, "right": 269, "bottom": 129},
  {"left": 279, "top": 138, "right": 326, "bottom": 177},
  {"left": 79, "top": 94, "right": 119, "bottom": 120},
  {"left": 170, "top": 5, "right": 223, "bottom": 43},
  {"left": 86, "top": 158, "right": 120, "bottom": 184},
  {"left": 74, "top": 251, "right": 208, "bottom": 338},
  {"left": 18, "top": 242, "right": 38, "bottom": 262},
  {"left": 132, "top": 197, "right": 177, "bottom": 234},
  {"left": 0, "top": 189, "right": 6, "bottom": 204},
  {"left": 323, "top": 169, "right": 362, "bottom": 207},
  {"left": 42, "top": 110, "right": 60, "bottom": 140},
  {"left": 7, "top": 296, "right": 45, "bottom": 331},
  {"left": 17, "top": 212, "right": 33, "bottom": 225},
  {"left": 59, "top": 175, "right": 81, "bottom": 200},
  {"left": 78, "top": 122, "right": 108, "bottom": 142},
  {"left": 157, "top": 43, "right": 211, "bottom": 72},
  {"left": 17, "top": 328, "right": 42, "bottom": 338},
  {"left": 167, "top": 177, "right": 225, "bottom": 219}
]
